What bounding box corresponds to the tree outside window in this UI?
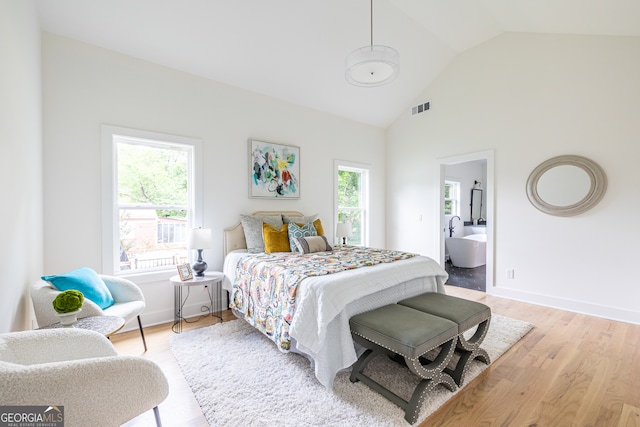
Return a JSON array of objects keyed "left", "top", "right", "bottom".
[
  {"left": 115, "top": 140, "right": 193, "bottom": 272},
  {"left": 336, "top": 162, "right": 369, "bottom": 246}
]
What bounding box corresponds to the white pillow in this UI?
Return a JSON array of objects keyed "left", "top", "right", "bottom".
[
  {"left": 294, "top": 236, "right": 333, "bottom": 254},
  {"left": 282, "top": 214, "right": 318, "bottom": 224}
]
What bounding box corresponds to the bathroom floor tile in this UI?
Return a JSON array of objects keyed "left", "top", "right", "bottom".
[{"left": 445, "top": 261, "right": 486, "bottom": 292}]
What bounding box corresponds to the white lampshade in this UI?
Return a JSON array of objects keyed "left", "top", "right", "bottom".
[
  {"left": 336, "top": 222, "right": 353, "bottom": 239},
  {"left": 346, "top": 45, "right": 399, "bottom": 87},
  {"left": 188, "top": 228, "right": 213, "bottom": 249}
]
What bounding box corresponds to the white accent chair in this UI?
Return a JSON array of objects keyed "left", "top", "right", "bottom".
[
  {"left": 0, "top": 328, "right": 168, "bottom": 427},
  {"left": 31, "top": 275, "right": 148, "bottom": 351}
]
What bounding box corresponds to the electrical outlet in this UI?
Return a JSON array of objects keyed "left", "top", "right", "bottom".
[{"left": 506, "top": 269, "right": 515, "bottom": 279}]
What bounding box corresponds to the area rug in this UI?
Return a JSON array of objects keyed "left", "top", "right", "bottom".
[{"left": 169, "top": 314, "right": 532, "bottom": 426}]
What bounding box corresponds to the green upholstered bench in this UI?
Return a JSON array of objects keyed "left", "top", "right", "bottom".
[
  {"left": 398, "top": 293, "right": 491, "bottom": 386},
  {"left": 349, "top": 304, "right": 459, "bottom": 424}
]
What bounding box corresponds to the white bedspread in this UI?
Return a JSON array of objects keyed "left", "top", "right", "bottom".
[{"left": 222, "top": 250, "right": 448, "bottom": 388}]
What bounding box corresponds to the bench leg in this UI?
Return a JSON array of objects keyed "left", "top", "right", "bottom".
[
  {"left": 350, "top": 335, "right": 458, "bottom": 424},
  {"left": 448, "top": 317, "right": 491, "bottom": 386},
  {"left": 403, "top": 338, "right": 458, "bottom": 424},
  {"left": 351, "top": 348, "right": 417, "bottom": 413},
  {"left": 350, "top": 348, "right": 376, "bottom": 383}
]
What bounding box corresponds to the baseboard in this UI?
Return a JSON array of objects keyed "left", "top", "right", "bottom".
[{"left": 490, "top": 287, "right": 640, "bottom": 325}]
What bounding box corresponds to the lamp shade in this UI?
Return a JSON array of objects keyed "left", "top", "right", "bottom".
[
  {"left": 187, "top": 228, "right": 213, "bottom": 249},
  {"left": 346, "top": 45, "right": 399, "bottom": 87},
  {"left": 336, "top": 222, "right": 353, "bottom": 238}
]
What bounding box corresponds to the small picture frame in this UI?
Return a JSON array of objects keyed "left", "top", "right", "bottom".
[{"left": 177, "top": 263, "right": 193, "bottom": 281}]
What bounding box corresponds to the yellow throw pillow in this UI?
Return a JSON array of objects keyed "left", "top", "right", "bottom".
[
  {"left": 313, "top": 218, "right": 325, "bottom": 236},
  {"left": 263, "top": 223, "right": 290, "bottom": 253}
]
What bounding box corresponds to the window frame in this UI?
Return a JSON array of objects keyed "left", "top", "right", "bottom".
[
  {"left": 101, "top": 125, "right": 203, "bottom": 282},
  {"left": 334, "top": 160, "right": 370, "bottom": 247}
]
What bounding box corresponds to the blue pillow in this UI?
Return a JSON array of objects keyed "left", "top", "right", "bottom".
[
  {"left": 42, "top": 267, "right": 115, "bottom": 310},
  {"left": 288, "top": 221, "right": 317, "bottom": 252}
]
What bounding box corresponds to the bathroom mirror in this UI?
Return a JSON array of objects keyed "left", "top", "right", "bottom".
[
  {"left": 471, "top": 189, "right": 483, "bottom": 221},
  {"left": 526, "top": 155, "right": 607, "bottom": 217}
]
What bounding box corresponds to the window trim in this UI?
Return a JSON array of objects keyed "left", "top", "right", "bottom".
[
  {"left": 101, "top": 125, "right": 203, "bottom": 283},
  {"left": 334, "top": 160, "right": 370, "bottom": 247}
]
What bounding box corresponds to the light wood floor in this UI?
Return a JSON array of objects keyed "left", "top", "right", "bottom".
[{"left": 112, "top": 286, "right": 640, "bottom": 427}]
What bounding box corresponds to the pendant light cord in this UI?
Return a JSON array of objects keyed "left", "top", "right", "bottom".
[{"left": 370, "top": 0, "right": 374, "bottom": 47}]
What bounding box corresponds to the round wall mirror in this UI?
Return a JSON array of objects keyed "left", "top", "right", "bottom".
[{"left": 526, "top": 155, "right": 607, "bottom": 216}]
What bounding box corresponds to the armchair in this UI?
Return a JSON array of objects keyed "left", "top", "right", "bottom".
[
  {"left": 0, "top": 328, "right": 168, "bottom": 427},
  {"left": 32, "top": 275, "right": 148, "bottom": 351}
]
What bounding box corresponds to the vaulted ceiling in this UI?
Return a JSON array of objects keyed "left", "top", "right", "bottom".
[{"left": 36, "top": 0, "right": 640, "bottom": 128}]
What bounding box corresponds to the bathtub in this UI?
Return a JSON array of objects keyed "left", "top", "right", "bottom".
[{"left": 446, "top": 234, "right": 486, "bottom": 268}]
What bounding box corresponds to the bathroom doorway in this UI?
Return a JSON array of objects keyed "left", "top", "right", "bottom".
[{"left": 438, "top": 150, "right": 494, "bottom": 294}]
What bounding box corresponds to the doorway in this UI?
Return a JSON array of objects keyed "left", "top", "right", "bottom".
[{"left": 438, "top": 150, "right": 494, "bottom": 294}]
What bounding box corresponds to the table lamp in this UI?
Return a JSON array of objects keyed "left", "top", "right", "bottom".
[
  {"left": 188, "top": 227, "right": 213, "bottom": 276},
  {"left": 336, "top": 222, "right": 353, "bottom": 245}
]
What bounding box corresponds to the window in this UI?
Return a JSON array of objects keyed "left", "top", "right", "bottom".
[
  {"left": 335, "top": 161, "right": 369, "bottom": 246},
  {"left": 444, "top": 180, "right": 460, "bottom": 216},
  {"left": 102, "top": 126, "right": 202, "bottom": 277}
]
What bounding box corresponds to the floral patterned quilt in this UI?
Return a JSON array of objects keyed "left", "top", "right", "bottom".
[{"left": 229, "top": 246, "right": 416, "bottom": 351}]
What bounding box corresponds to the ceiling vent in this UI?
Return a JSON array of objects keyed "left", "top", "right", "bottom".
[{"left": 411, "top": 101, "right": 430, "bottom": 116}]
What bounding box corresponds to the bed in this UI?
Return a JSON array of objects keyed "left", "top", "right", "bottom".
[{"left": 222, "top": 211, "right": 448, "bottom": 389}]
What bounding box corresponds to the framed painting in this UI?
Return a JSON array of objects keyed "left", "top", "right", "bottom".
[{"left": 249, "top": 139, "right": 300, "bottom": 199}]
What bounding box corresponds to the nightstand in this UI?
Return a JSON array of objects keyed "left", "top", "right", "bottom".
[{"left": 170, "top": 271, "right": 225, "bottom": 333}]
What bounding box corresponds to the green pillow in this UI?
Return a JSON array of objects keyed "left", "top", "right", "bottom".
[{"left": 42, "top": 267, "right": 115, "bottom": 310}]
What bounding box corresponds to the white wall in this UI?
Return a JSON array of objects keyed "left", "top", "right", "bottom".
[
  {"left": 0, "top": 0, "right": 43, "bottom": 332},
  {"left": 42, "top": 33, "right": 386, "bottom": 327},
  {"left": 387, "top": 33, "right": 640, "bottom": 324}
]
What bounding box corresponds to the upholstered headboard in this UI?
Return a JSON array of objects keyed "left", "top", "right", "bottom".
[{"left": 223, "top": 211, "right": 304, "bottom": 256}]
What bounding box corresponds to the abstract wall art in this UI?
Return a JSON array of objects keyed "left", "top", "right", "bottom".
[{"left": 249, "top": 139, "right": 300, "bottom": 199}]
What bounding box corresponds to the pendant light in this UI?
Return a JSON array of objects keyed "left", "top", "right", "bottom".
[{"left": 346, "top": 0, "right": 399, "bottom": 87}]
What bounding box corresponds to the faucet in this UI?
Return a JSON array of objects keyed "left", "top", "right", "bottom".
[{"left": 448, "top": 216, "right": 460, "bottom": 237}]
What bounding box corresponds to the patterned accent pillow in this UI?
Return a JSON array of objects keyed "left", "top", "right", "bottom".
[
  {"left": 281, "top": 215, "right": 325, "bottom": 236},
  {"left": 294, "top": 236, "right": 333, "bottom": 254},
  {"left": 240, "top": 215, "right": 284, "bottom": 253},
  {"left": 288, "top": 221, "right": 317, "bottom": 252},
  {"left": 262, "top": 223, "right": 290, "bottom": 253}
]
